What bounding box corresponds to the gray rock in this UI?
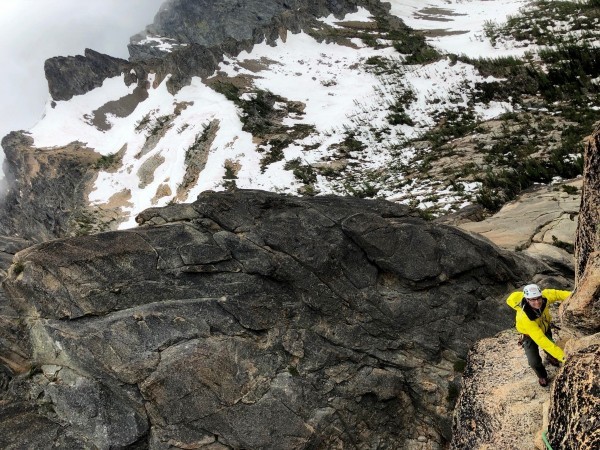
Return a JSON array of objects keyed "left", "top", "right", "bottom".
[
  {"left": 450, "top": 330, "right": 564, "bottom": 450},
  {"left": 574, "top": 123, "right": 600, "bottom": 283},
  {"left": 128, "top": 0, "right": 395, "bottom": 60},
  {"left": 44, "top": 49, "right": 130, "bottom": 102},
  {"left": 0, "top": 132, "right": 102, "bottom": 242},
  {"left": 0, "top": 235, "right": 32, "bottom": 381},
  {"left": 459, "top": 180, "right": 581, "bottom": 275},
  {"left": 546, "top": 123, "right": 600, "bottom": 450},
  {"left": 0, "top": 190, "right": 558, "bottom": 449}
]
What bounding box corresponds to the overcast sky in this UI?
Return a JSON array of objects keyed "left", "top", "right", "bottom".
[{"left": 0, "top": 0, "right": 165, "bottom": 162}]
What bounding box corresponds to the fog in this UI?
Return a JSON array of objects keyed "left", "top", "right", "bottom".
[{"left": 0, "top": 0, "right": 165, "bottom": 176}]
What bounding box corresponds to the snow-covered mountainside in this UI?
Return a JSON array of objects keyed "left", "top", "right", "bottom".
[{"left": 3, "top": 0, "right": 597, "bottom": 235}]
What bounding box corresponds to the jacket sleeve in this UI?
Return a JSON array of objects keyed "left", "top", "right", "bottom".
[
  {"left": 519, "top": 315, "right": 565, "bottom": 362},
  {"left": 542, "top": 289, "right": 571, "bottom": 304},
  {"left": 506, "top": 291, "right": 523, "bottom": 310}
]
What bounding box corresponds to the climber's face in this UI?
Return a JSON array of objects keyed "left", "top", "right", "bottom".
[{"left": 527, "top": 296, "right": 543, "bottom": 307}]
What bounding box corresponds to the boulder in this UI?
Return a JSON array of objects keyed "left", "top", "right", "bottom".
[{"left": 0, "top": 190, "right": 556, "bottom": 449}]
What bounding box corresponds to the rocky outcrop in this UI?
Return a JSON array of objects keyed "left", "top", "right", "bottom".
[
  {"left": 457, "top": 179, "right": 581, "bottom": 276},
  {"left": 44, "top": 49, "right": 131, "bottom": 102},
  {"left": 42, "top": 0, "right": 409, "bottom": 102},
  {"left": 561, "top": 252, "right": 600, "bottom": 335},
  {"left": 573, "top": 125, "right": 600, "bottom": 284},
  {"left": 0, "top": 236, "right": 31, "bottom": 383},
  {"left": 0, "top": 190, "right": 559, "bottom": 449},
  {"left": 548, "top": 334, "right": 600, "bottom": 450},
  {"left": 0, "top": 132, "right": 105, "bottom": 242},
  {"left": 129, "top": 0, "right": 396, "bottom": 60}
]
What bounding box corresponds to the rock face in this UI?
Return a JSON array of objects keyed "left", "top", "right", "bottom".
[
  {"left": 0, "top": 132, "right": 104, "bottom": 242},
  {"left": 573, "top": 124, "right": 600, "bottom": 284},
  {"left": 450, "top": 329, "right": 566, "bottom": 450},
  {"left": 0, "top": 236, "right": 31, "bottom": 381},
  {"left": 45, "top": 49, "right": 131, "bottom": 102},
  {"left": 458, "top": 179, "right": 581, "bottom": 276},
  {"left": 128, "top": 0, "right": 394, "bottom": 60},
  {"left": 0, "top": 190, "right": 556, "bottom": 449},
  {"left": 452, "top": 126, "right": 599, "bottom": 449},
  {"left": 548, "top": 334, "right": 600, "bottom": 450}
]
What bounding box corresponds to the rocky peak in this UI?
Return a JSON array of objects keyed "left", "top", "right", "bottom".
[
  {"left": 42, "top": 0, "right": 400, "bottom": 103},
  {"left": 44, "top": 49, "right": 131, "bottom": 102},
  {"left": 128, "top": 0, "right": 389, "bottom": 60}
]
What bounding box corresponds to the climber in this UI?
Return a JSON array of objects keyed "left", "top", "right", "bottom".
[{"left": 506, "top": 283, "right": 571, "bottom": 387}]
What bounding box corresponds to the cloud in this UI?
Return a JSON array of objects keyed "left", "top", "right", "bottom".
[{"left": 0, "top": 0, "right": 165, "bottom": 176}]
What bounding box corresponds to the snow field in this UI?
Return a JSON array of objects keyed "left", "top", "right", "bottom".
[{"left": 27, "top": 0, "right": 539, "bottom": 227}]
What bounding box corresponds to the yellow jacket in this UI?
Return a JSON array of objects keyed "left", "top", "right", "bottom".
[{"left": 506, "top": 289, "right": 571, "bottom": 362}]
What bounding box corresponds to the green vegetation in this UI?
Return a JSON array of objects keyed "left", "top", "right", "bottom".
[
  {"left": 344, "top": 181, "right": 380, "bottom": 199},
  {"left": 259, "top": 147, "right": 285, "bottom": 172},
  {"left": 147, "top": 114, "right": 173, "bottom": 137},
  {"left": 210, "top": 2, "right": 598, "bottom": 212},
  {"left": 134, "top": 113, "right": 152, "bottom": 132},
  {"left": 417, "top": 108, "right": 478, "bottom": 154},
  {"left": 94, "top": 153, "right": 119, "bottom": 170},
  {"left": 394, "top": 33, "right": 442, "bottom": 64},
  {"left": 284, "top": 158, "right": 317, "bottom": 185},
  {"left": 211, "top": 81, "right": 240, "bottom": 102},
  {"left": 421, "top": 1, "right": 600, "bottom": 212},
  {"left": 485, "top": 0, "right": 600, "bottom": 46},
  {"left": 341, "top": 133, "right": 366, "bottom": 153},
  {"left": 561, "top": 184, "right": 578, "bottom": 195},
  {"left": 12, "top": 262, "right": 24, "bottom": 276},
  {"left": 224, "top": 164, "right": 237, "bottom": 180},
  {"left": 186, "top": 124, "right": 212, "bottom": 164}
]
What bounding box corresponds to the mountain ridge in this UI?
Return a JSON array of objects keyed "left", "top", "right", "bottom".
[
  {"left": 0, "top": 1, "right": 598, "bottom": 447},
  {"left": 2, "top": 0, "right": 541, "bottom": 240}
]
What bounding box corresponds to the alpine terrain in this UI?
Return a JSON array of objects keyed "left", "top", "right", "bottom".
[{"left": 0, "top": 0, "right": 598, "bottom": 449}]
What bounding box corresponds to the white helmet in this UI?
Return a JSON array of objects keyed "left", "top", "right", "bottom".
[{"left": 523, "top": 284, "right": 542, "bottom": 299}]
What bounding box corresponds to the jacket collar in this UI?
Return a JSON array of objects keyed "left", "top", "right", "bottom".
[{"left": 521, "top": 296, "right": 547, "bottom": 321}]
